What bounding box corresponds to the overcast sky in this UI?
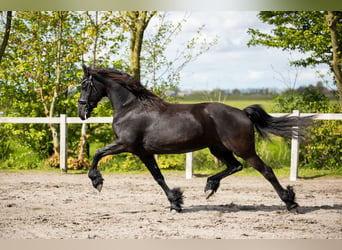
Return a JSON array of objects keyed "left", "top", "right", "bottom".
[{"left": 148, "top": 11, "right": 333, "bottom": 91}]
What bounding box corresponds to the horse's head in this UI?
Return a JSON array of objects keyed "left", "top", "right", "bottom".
[{"left": 78, "top": 65, "right": 105, "bottom": 120}]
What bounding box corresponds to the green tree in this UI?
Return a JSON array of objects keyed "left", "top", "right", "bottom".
[
  {"left": 247, "top": 11, "right": 342, "bottom": 107},
  {"left": 0, "top": 11, "right": 85, "bottom": 159}
]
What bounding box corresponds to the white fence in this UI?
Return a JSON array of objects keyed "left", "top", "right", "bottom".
[{"left": 1, "top": 111, "right": 342, "bottom": 181}]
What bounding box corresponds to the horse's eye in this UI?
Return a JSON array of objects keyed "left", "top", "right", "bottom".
[{"left": 80, "top": 79, "right": 88, "bottom": 88}]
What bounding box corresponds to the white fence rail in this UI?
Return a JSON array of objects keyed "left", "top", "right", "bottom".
[{"left": 1, "top": 111, "right": 342, "bottom": 181}]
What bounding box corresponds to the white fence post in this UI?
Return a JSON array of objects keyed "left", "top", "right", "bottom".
[
  {"left": 290, "top": 110, "right": 300, "bottom": 181},
  {"left": 59, "top": 114, "right": 68, "bottom": 172},
  {"left": 186, "top": 152, "right": 194, "bottom": 179}
]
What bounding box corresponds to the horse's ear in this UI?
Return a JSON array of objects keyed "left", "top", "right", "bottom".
[{"left": 82, "top": 64, "right": 90, "bottom": 76}]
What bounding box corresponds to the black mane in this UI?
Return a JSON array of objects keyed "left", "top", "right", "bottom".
[{"left": 89, "top": 67, "right": 166, "bottom": 109}]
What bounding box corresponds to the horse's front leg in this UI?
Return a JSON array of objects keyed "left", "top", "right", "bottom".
[
  {"left": 89, "top": 141, "right": 126, "bottom": 192},
  {"left": 139, "top": 154, "right": 184, "bottom": 212}
]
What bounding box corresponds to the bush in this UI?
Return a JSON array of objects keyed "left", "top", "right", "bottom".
[
  {"left": 272, "top": 86, "right": 341, "bottom": 170},
  {"left": 193, "top": 148, "right": 223, "bottom": 171},
  {"left": 302, "top": 106, "right": 342, "bottom": 169},
  {"left": 157, "top": 154, "right": 185, "bottom": 170},
  {"left": 0, "top": 126, "right": 13, "bottom": 162},
  {"left": 0, "top": 138, "right": 44, "bottom": 170}
]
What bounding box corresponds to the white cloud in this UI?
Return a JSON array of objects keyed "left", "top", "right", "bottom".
[
  {"left": 148, "top": 11, "right": 335, "bottom": 91},
  {"left": 247, "top": 70, "right": 265, "bottom": 80}
]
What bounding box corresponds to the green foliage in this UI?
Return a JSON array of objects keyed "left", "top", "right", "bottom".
[
  {"left": 0, "top": 137, "right": 44, "bottom": 170},
  {"left": 302, "top": 106, "right": 342, "bottom": 169},
  {"left": 0, "top": 125, "right": 13, "bottom": 162},
  {"left": 0, "top": 11, "right": 128, "bottom": 167},
  {"left": 273, "top": 85, "right": 330, "bottom": 113},
  {"left": 272, "top": 85, "right": 341, "bottom": 170},
  {"left": 193, "top": 148, "right": 222, "bottom": 171},
  {"left": 247, "top": 11, "right": 335, "bottom": 67},
  {"left": 0, "top": 11, "right": 87, "bottom": 157},
  {"left": 157, "top": 154, "right": 185, "bottom": 169}
]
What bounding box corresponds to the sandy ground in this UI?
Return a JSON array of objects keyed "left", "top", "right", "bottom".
[{"left": 0, "top": 171, "right": 341, "bottom": 239}]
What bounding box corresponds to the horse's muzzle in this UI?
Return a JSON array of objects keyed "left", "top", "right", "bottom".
[
  {"left": 78, "top": 102, "right": 90, "bottom": 120},
  {"left": 78, "top": 99, "right": 97, "bottom": 120}
]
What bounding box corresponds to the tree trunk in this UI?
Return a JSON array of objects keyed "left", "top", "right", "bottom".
[
  {"left": 127, "top": 11, "right": 156, "bottom": 82},
  {"left": 326, "top": 11, "right": 342, "bottom": 108},
  {"left": 0, "top": 11, "right": 12, "bottom": 64},
  {"left": 49, "top": 11, "right": 64, "bottom": 156}
]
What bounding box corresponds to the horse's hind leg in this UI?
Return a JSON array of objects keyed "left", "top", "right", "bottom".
[
  {"left": 245, "top": 153, "right": 298, "bottom": 211},
  {"left": 205, "top": 147, "right": 243, "bottom": 199},
  {"left": 139, "top": 154, "right": 183, "bottom": 212}
]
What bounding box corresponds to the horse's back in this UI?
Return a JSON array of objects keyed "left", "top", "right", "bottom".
[
  {"left": 166, "top": 102, "right": 252, "bottom": 134},
  {"left": 203, "top": 102, "right": 251, "bottom": 125}
]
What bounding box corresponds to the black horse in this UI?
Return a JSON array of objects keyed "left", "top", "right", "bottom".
[{"left": 78, "top": 65, "right": 312, "bottom": 212}]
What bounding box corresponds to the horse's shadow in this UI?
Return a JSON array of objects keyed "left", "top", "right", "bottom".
[{"left": 181, "top": 203, "right": 342, "bottom": 214}]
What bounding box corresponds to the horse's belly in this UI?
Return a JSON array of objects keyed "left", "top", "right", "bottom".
[{"left": 143, "top": 118, "right": 209, "bottom": 154}]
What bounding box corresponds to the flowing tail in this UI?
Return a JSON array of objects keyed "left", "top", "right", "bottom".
[{"left": 243, "top": 104, "right": 314, "bottom": 140}]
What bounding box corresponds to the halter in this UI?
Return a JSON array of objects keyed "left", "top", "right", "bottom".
[{"left": 77, "top": 75, "right": 97, "bottom": 108}]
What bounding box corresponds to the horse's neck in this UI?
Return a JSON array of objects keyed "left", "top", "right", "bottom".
[{"left": 106, "top": 82, "right": 136, "bottom": 114}]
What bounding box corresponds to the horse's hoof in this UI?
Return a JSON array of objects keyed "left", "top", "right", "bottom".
[
  {"left": 288, "top": 205, "right": 300, "bottom": 214},
  {"left": 96, "top": 183, "right": 103, "bottom": 192},
  {"left": 204, "top": 179, "right": 220, "bottom": 199},
  {"left": 205, "top": 189, "right": 216, "bottom": 200},
  {"left": 91, "top": 175, "right": 104, "bottom": 192},
  {"left": 170, "top": 207, "right": 182, "bottom": 213},
  {"left": 170, "top": 208, "right": 178, "bottom": 214},
  {"left": 289, "top": 207, "right": 299, "bottom": 214},
  {"left": 287, "top": 202, "right": 299, "bottom": 214}
]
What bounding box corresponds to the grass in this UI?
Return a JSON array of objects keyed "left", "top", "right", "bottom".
[{"left": 176, "top": 99, "right": 274, "bottom": 112}]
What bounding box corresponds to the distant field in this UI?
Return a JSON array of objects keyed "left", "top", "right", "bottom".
[{"left": 177, "top": 99, "right": 274, "bottom": 112}]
